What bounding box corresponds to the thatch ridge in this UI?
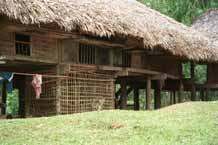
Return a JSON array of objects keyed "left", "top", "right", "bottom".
[
  {"left": 1, "top": 0, "right": 218, "bottom": 62},
  {"left": 192, "top": 9, "right": 218, "bottom": 42}
]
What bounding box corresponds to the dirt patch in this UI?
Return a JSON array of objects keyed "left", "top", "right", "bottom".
[{"left": 109, "top": 123, "right": 123, "bottom": 130}]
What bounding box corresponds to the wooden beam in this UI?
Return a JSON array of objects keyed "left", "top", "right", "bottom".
[
  {"left": 117, "top": 67, "right": 179, "bottom": 79},
  {"left": 134, "top": 88, "right": 140, "bottom": 110},
  {"left": 146, "top": 77, "right": 151, "bottom": 110},
  {"left": 151, "top": 74, "right": 167, "bottom": 80},
  {"left": 6, "top": 21, "right": 129, "bottom": 49},
  {"left": 72, "top": 36, "right": 127, "bottom": 49},
  {"left": 0, "top": 55, "right": 58, "bottom": 64},
  {"left": 116, "top": 87, "right": 132, "bottom": 99}
]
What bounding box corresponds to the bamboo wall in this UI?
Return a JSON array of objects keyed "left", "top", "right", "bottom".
[{"left": 59, "top": 66, "right": 115, "bottom": 114}]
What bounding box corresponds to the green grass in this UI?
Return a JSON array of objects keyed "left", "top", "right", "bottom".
[{"left": 1, "top": 102, "right": 218, "bottom": 145}]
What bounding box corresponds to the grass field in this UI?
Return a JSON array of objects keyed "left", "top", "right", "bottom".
[{"left": 0, "top": 102, "right": 218, "bottom": 145}]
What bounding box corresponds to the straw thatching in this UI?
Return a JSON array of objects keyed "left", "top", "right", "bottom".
[
  {"left": 0, "top": 0, "right": 218, "bottom": 61},
  {"left": 192, "top": 9, "right": 218, "bottom": 42}
]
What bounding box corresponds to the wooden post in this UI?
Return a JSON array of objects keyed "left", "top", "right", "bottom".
[
  {"left": 170, "top": 91, "right": 173, "bottom": 105},
  {"left": 191, "top": 62, "right": 196, "bottom": 101},
  {"left": 173, "top": 90, "right": 176, "bottom": 104},
  {"left": 56, "top": 65, "right": 62, "bottom": 115},
  {"left": 200, "top": 89, "right": 205, "bottom": 101},
  {"left": 205, "top": 88, "right": 209, "bottom": 101},
  {"left": 120, "top": 80, "right": 127, "bottom": 109},
  {"left": 2, "top": 81, "right": 6, "bottom": 115},
  {"left": 178, "top": 80, "right": 183, "bottom": 103},
  {"left": 146, "top": 77, "right": 151, "bottom": 110},
  {"left": 154, "top": 80, "right": 161, "bottom": 109},
  {"left": 133, "top": 88, "right": 139, "bottom": 110}
]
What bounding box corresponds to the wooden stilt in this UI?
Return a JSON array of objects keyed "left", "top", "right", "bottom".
[
  {"left": 170, "top": 91, "right": 173, "bottom": 105},
  {"left": 134, "top": 88, "right": 139, "bottom": 110},
  {"left": 205, "top": 88, "right": 209, "bottom": 101},
  {"left": 178, "top": 80, "right": 183, "bottom": 103},
  {"left": 200, "top": 89, "right": 205, "bottom": 101},
  {"left": 173, "top": 91, "right": 176, "bottom": 104},
  {"left": 146, "top": 77, "right": 151, "bottom": 110},
  {"left": 191, "top": 62, "right": 196, "bottom": 101},
  {"left": 154, "top": 80, "right": 161, "bottom": 109},
  {"left": 2, "top": 82, "right": 6, "bottom": 115},
  {"left": 120, "top": 80, "right": 127, "bottom": 109}
]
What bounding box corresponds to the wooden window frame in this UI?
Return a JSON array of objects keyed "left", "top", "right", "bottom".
[
  {"left": 79, "top": 43, "right": 96, "bottom": 64},
  {"left": 14, "top": 33, "right": 32, "bottom": 56}
]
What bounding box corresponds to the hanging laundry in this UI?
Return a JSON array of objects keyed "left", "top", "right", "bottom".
[
  {"left": 31, "top": 74, "right": 42, "bottom": 99},
  {"left": 0, "top": 72, "right": 14, "bottom": 94}
]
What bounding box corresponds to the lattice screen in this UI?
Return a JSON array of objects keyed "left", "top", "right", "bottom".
[
  {"left": 59, "top": 71, "right": 115, "bottom": 114},
  {"left": 28, "top": 66, "right": 115, "bottom": 116}
]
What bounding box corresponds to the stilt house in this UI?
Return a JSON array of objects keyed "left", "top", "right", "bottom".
[
  {"left": 192, "top": 9, "right": 218, "bottom": 100},
  {"left": 0, "top": 0, "right": 217, "bottom": 117}
]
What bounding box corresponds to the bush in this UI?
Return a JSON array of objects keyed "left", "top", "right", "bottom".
[{"left": 6, "top": 89, "right": 19, "bottom": 117}]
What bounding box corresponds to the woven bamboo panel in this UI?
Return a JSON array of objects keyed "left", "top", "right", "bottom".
[{"left": 60, "top": 71, "right": 115, "bottom": 114}]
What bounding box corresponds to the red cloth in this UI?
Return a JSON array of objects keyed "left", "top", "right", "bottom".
[{"left": 31, "top": 74, "right": 42, "bottom": 99}]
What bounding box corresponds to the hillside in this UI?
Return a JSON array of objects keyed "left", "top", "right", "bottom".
[{"left": 0, "top": 102, "right": 218, "bottom": 145}]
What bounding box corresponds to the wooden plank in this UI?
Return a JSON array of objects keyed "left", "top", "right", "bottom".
[
  {"left": 146, "top": 77, "right": 151, "bottom": 110},
  {"left": 0, "top": 55, "right": 58, "bottom": 64}
]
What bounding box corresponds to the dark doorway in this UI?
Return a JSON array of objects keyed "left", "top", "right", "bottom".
[{"left": 13, "top": 75, "right": 26, "bottom": 118}]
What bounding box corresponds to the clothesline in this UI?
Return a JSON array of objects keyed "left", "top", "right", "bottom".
[
  {"left": 12, "top": 72, "right": 70, "bottom": 79},
  {"left": 6, "top": 72, "right": 114, "bottom": 82}
]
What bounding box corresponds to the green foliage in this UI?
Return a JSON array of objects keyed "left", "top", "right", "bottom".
[
  {"left": 0, "top": 102, "right": 218, "bottom": 145},
  {"left": 138, "top": 0, "right": 218, "bottom": 25},
  {"left": 6, "top": 90, "right": 19, "bottom": 117},
  {"left": 195, "top": 64, "right": 207, "bottom": 84},
  {"left": 182, "top": 62, "right": 191, "bottom": 78}
]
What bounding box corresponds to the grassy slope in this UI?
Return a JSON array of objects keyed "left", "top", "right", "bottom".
[{"left": 0, "top": 102, "right": 218, "bottom": 145}]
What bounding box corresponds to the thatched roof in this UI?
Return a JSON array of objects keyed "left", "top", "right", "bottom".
[
  {"left": 1, "top": 0, "right": 218, "bottom": 62},
  {"left": 192, "top": 9, "right": 218, "bottom": 42}
]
